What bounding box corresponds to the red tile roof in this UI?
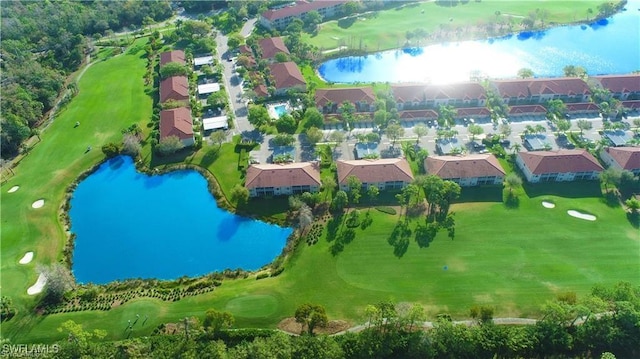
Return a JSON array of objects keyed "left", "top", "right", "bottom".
[
  {"left": 493, "top": 78, "right": 590, "bottom": 98},
  {"left": 254, "top": 84, "right": 269, "bottom": 97},
  {"left": 593, "top": 74, "right": 640, "bottom": 93},
  {"left": 604, "top": 147, "right": 640, "bottom": 171},
  {"left": 159, "top": 50, "right": 186, "bottom": 67},
  {"left": 337, "top": 158, "right": 414, "bottom": 184},
  {"left": 160, "top": 76, "right": 189, "bottom": 103},
  {"left": 315, "top": 87, "right": 376, "bottom": 107},
  {"left": 425, "top": 154, "right": 506, "bottom": 179},
  {"left": 258, "top": 37, "right": 290, "bottom": 60},
  {"left": 261, "top": 0, "right": 348, "bottom": 21},
  {"left": 392, "top": 82, "right": 486, "bottom": 103},
  {"left": 566, "top": 102, "right": 600, "bottom": 112},
  {"left": 509, "top": 105, "right": 547, "bottom": 115},
  {"left": 456, "top": 107, "right": 490, "bottom": 117},
  {"left": 160, "top": 107, "right": 193, "bottom": 140},
  {"left": 238, "top": 45, "right": 253, "bottom": 55},
  {"left": 399, "top": 109, "right": 439, "bottom": 120},
  {"left": 518, "top": 149, "right": 603, "bottom": 175},
  {"left": 268, "top": 62, "right": 306, "bottom": 90},
  {"left": 245, "top": 162, "right": 321, "bottom": 189},
  {"left": 622, "top": 100, "right": 640, "bottom": 109}
]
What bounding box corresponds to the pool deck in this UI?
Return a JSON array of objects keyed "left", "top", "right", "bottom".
[{"left": 267, "top": 102, "right": 290, "bottom": 119}]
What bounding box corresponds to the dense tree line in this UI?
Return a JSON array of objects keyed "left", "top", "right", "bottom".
[
  {"left": 36, "top": 282, "right": 639, "bottom": 358},
  {"left": 0, "top": 1, "right": 172, "bottom": 158}
]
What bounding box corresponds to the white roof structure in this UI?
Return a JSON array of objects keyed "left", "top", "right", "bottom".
[
  {"left": 197, "top": 83, "right": 220, "bottom": 95},
  {"left": 203, "top": 116, "right": 228, "bottom": 130},
  {"left": 194, "top": 56, "right": 214, "bottom": 66}
]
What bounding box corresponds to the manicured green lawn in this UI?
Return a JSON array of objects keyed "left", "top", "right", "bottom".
[
  {"left": 0, "top": 39, "right": 152, "bottom": 339},
  {"left": 303, "top": 1, "right": 605, "bottom": 51},
  {"left": 13, "top": 182, "right": 638, "bottom": 343}
]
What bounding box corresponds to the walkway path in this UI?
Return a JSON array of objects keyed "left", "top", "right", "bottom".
[{"left": 328, "top": 312, "right": 613, "bottom": 336}]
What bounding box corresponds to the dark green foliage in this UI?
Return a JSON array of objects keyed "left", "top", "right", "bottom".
[
  {"left": 295, "top": 303, "right": 329, "bottom": 335},
  {"left": 101, "top": 142, "right": 120, "bottom": 158},
  {"left": 275, "top": 114, "right": 297, "bottom": 134},
  {"left": 345, "top": 210, "right": 361, "bottom": 228},
  {"left": 0, "top": 296, "right": 16, "bottom": 321},
  {"left": 1, "top": 0, "right": 172, "bottom": 157},
  {"left": 305, "top": 223, "right": 324, "bottom": 245},
  {"left": 159, "top": 62, "right": 188, "bottom": 79},
  {"left": 375, "top": 206, "right": 397, "bottom": 215},
  {"left": 46, "top": 282, "right": 640, "bottom": 358}
]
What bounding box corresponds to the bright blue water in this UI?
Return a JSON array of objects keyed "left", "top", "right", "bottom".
[
  {"left": 70, "top": 156, "right": 291, "bottom": 284},
  {"left": 318, "top": 3, "right": 640, "bottom": 84},
  {"left": 274, "top": 104, "right": 287, "bottom": 117}
]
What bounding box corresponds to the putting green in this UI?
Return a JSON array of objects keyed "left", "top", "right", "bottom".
[{"left": 225, "top": 295, "right": 279, "bottom": 318}]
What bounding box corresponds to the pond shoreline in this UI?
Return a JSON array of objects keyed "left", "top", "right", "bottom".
[{"left": 59, "top": 154, "right": 298, "bottom": 287}]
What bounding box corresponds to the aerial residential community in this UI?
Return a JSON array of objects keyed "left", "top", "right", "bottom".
[{"left": 1, "top": 0, "right": 639, "bottom": 357}]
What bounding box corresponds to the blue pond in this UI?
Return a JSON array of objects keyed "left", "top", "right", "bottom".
[
  {"left": 318, "top": 3, "right": 640, "bottom": 84},
  {"left": 70, "top": 156, "right": 291, "bottom": 284}
]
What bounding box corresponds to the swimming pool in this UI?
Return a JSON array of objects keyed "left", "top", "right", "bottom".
[{"left": 274, "top": 104, "right": 287, "bottom": 117}]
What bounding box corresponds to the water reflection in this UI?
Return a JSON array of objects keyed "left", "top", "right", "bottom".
[{"left": 318, "top": 5, "right": 638, "bottom": 84}]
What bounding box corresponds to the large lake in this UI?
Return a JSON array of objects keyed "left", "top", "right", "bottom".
[
  {"left": 70, "top": 156, "right": 291, "bottom": 284},
  {"left": 318, "top": 3, "right": 640, "bottom": 84}
]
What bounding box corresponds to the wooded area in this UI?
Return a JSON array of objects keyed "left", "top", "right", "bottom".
[{"left": 0, "top": 0, "right": 172, "bottom": 158}]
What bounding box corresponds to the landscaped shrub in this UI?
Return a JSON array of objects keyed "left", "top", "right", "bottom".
[
  {"left": 101, "top": 142, "right": 120, "bottom": 157},
  {"left": 256, "top": 273, "right": 269, "bottom": 280},
  {"left": 376, "top": 206, "right": 397, "bottom": 215},
  {"left": 270, "top": 267, "right": 285, "bottom": 277},
  {"left": 345, "top": 210, "right": 361, "bottom": 228}
]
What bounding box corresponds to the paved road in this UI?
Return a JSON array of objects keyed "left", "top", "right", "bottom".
[
  {"left": 215, "top": 21, "right": 257, "bottom": 136},
  {"left": 322, "top": 115, "right": 635, "bottom": 159}
]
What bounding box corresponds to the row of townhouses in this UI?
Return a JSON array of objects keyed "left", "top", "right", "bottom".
[
  {"left": 313, "top": 75, "right": 640, "bottom": 120},
  {"left": 244, "top": 147, "right": 640, "bottom": 197}
]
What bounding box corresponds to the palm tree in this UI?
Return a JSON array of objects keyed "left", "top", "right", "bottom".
[
  {"left": 401, "top": 141, "right": 415, "bottom": 160},
  {"left": 504, "top": 173, "right": 522, "bottom": 194},
  {"left": 511, "top": 143, "right": 522, "bottom": 155}
]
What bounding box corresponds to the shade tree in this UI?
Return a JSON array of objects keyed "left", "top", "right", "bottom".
[
  {"left": 385, "top": 123, "right": 405, "bottom": 146},
  {"left": 210, "top": 130, "right": 227, "bottom": 149},
  {"left": 413, "top": 123, "right": 428, "bottom": 143},
  {"left": 576, "top": 119, "right": 593, "bottom": 136},
  {"left": 517, "top": 68, "right": 534, "bottom": 78},
  {"left": 155, "top": 135, "right": 184, "bottom": 155},
  {"left": 231, "top": 184, "right": 249, "bottom": 206},
  {"left": 160, "top": 62, "right": 188, "bottom": 78},
  {"left": 305, "top": 126, "right": 323, "bottom": 146},
  {"left": 346, "top": 175, "right": 362, "bottom": 206},
  {"left": 295, "top": 303, "right": 328, "bottom": 335},
  {"left": 468, "top": 124, "right": 484, "bottom": 141},
  {"left": 203, "top": 309, "right": 234, "bottom": 334},
  {"left": 303, "top": 107, "right": 324, "bottom": 129},
  {"left": 248, "top": 104, "right": 271, "bottom": 128}
]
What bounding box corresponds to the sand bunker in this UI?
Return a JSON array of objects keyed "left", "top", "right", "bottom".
[
  {"left": 19, "top": 252, "right": 34, "bottom": 264},
  {"left": 542, "top": 201, "right": 555, "bottom": 208},
  {"left": 8, "top": 186, "right": 19, "bottom": 193},
  {"left": 27, "top": 273, "right": 47, "bottom": 295},
  {"left": 31, "top": 199, "right": 44, "bottom": 208},
  {"left": 567, "top": 210, "right": 596, "bottom": 221}
]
